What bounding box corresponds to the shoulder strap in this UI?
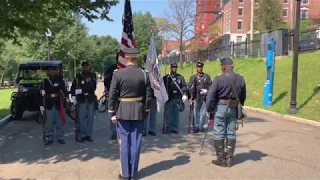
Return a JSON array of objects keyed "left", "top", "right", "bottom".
[
  {"left": 169, "top": 74, "right": 183, "bottom": 95},
  {"left": 225, "top": 73, "right": 239, "bottom": 100}
]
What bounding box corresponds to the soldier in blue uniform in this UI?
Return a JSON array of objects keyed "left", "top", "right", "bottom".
[
  {"left": 104, "top": 53, "right": 119, "bottom": 140},
  {"left": 206, "top": 57, "right": 246, "bottom": 167},
  {"left": 71, "top": 61, "right": 97, "bottom": 142},
  {"left": 143, "top": 87, "right": 157, "bottom": 136},
  {"left": 108, "top": 47, "right": 151, "bottom": 180},
  {"left": 188, "top": 62, "right": 212, "bottom": 133},
  {"left": 163, "top": 63, "right": 187, "bottom": 134},
  {"left": 40, "top": 67, "right": 68, "bottom": 146}
]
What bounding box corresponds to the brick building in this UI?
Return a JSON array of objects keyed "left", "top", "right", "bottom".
[
  {"left": 194, "top": 0, "right": 220, "bottom": 45},
  {"left": 161, "top": 40, "right": 181, "bottom": 57},
  {"left": 209, "top": 0, "right": 320, "bottom": 45}
]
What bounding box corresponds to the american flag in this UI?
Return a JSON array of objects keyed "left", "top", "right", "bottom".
[{"left": 117, "top": 0, "right": 136, "bottom": 69}]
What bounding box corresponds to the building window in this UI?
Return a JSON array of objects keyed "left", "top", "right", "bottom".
[
  {"left": 229, "top": 11, "right": 231, "bottom": 18},
  {"left": 283, "top": 9, "right": 288, "bottom": 17},
  {"left": 201, "top": 14, "right": 204, "bottom": 20},
  {"left": 237, "top": 36, "right": 242, "bottom": 42},
  {"left": 228, "top": 23, "right": 231, "bottom": 32},
  {"left": 301, "top": 9, "right": 308, "bottom": 19},
  {"left": 283, "top": 0, "right": 288, "bottom": 4},
  {"left": 238, "top": 8, "right": 243, "bottom": 16},
  {"left": 237, "top": 21, "right": 243, "bottom": 30},
  {"left": 301, "top": 0, "right": 309, "bottom": 4},
  {"left": 255, "top": 0, "right": 259, "bottom": 3},
  {"left": 239, "top": 0, "right": 244, "bottom": 3},
  {"left": 201, "top": 5, "right": 204, "bottom": 11}
]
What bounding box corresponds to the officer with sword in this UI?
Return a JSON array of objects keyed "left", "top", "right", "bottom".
[
  {"left": 40, "top": 66, "right": 68, "bottom": 146},
  {"left": 188, "top": 61, "right": 211, "bottom": 133}
]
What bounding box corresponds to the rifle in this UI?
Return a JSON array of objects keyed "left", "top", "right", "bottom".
[
  {"left": 188, "top": 61, "right": 195, "bottom": 134},
  {"left": 199, "top": 113, "right": 214, "bottom": 154},
  {"left": 74, "top": 76, "right": 80, "bottom": 142},
  {"left": 42, "top": 96, "right": 47, "bottom": 143}
]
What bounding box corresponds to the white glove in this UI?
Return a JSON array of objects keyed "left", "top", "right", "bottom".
[
  {"left": 157, "top": 100, "right": 161, "bottom": 112},
  {"left": 40, "top": 106, "right": 45, "bottom": 114},
  {"left": 200, "top": 89, "right": 208, "bottom": 95},
  {"left": 111, "top": 116, "right": 117, "bottom": 123},
  {"left": 182, "top": 95, "right": 188, "bottom": 102},
  {"left": 71, "top": 96, "right": 77, "bottom": 105},
  {"left": 75, "top": 89, "right": 82, "bottom": 95},
  {"left": 41, "top": 90, "right": 46, "bottom": 96},
  {"left": 206, "top": 112, "right": 210, "bottom": 117}
]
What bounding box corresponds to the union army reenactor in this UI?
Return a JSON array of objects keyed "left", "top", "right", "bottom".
[
  {"left": 163, "top": 63, "right": 187, "bottom": 134},
  {"left": 108, "top": 47, "right": 151, "bottom": 180},
  {"left": 71, "top": 61, "right": 97, "bottom": 142},
  {"left": 40, "top": 66, "right": 68, "bottom": 146},
  {"left": 188, "top": 62, "right": 211, "bottom": 133},
  {"left": 206, "top": 57, "right": 246, "bottom": 167},
  {"left": 104, "top": 53, "right": 119, "bottom": 140}
]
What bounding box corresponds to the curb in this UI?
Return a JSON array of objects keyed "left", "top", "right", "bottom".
[
  {"left": 0, "top": 115, "right": 11, "bottom": 127},
  {"left": 244, "top": 106, "right": 320, "bottom": 128}
]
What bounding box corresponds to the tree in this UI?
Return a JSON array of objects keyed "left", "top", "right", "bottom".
[
  {"left": 209, "top": 23, "right": 223, "bottom": 37},
  {"left": 255, "top": 0, "right": 284, "bottom": 31},
  {"left": 300, "top": 19, "right": 317, "bottom": 39},
  {"left": 164, "top": 0, "right": 195, "bottom": 69},
  {"left": 0, "top": 0, "right": 119, "bottom": 40}
]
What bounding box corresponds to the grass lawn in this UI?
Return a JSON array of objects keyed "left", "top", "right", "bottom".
[
  {"left": 161, "top": 52, "right": 320, "bottom": 121},
  {"left": 0, "top": 88, "right": 16, "bottom": 119}
]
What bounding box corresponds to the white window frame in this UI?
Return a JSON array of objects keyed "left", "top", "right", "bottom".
[
  {"left": 237, "top": 20, "right": 243, "bottom": 30},
  {"left": 300, "top": 8, "right": 309, "bottom": 19},
  {"left": 239, "top": 0, "right": 244, "bottom": 4},
  {"left": 283, "top": 8, "right": 288, "bottom": 17},
  {"left": 301, "top": 0, "right": 309, "bottom": 4},
  {"left": 283, "top": 0, "right": 288, "bottom": 4},
  {"left": 238, "top": 7, "right": 244, "bottom": 16}
]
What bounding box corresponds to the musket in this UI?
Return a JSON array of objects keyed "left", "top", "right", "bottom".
[
  {"left": 188, "top": 60, "right": 195, "bottom": 134},
  {"left": 74, "top": 77, "right": 80, "bottom": 142},
  {"left": 42, "top": 96, "right": 47, "bottom": 143},
  {"left": 199, "top": 113, "right": 214, "bottom": 154}
]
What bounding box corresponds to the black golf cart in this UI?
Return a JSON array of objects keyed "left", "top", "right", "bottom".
[{"left": 10, "top": 60, "right": 73, "bottom": 121}]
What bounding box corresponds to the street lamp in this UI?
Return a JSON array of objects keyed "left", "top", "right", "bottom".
[
  {"left": 45, "top": 28, "right": 52, "bottom": 61},
  {"left": 288, "top": 0, "right": 301, "bottom": 114}
]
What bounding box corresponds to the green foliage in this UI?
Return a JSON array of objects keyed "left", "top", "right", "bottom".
[
  {"left": 161, "top": 52, "right": 320, "bottom": 121},
  {"left": 0, "top": 0, "right": 119, "bottom": 40},
  {"left": 255, "top": 0, "right": 284, "bottom": 31},
  {"left": 299, "top": 20, "right": 317, "bottom": 39}
]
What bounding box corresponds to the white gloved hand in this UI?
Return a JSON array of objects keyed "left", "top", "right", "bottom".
[
  {"left": 40, "top": 106, "right": 45, "bottom": 114},
  {"left": 75, "top": 89, "right": 82, "bottom": 95},
  {"left": 41, "top": 90, "right": 46, "bottom": 96},
  {"left": 200, "top": 89, "right": 208, "bottom": 95},
  {"left": 182, "top": 95, "right": 188, "bottom": 102},
  {"left": 71, "top": 96, "right": 77, "bottom": 105},
  {"left": 111, "top": 116, "right": 117, "bottom": 123},
  {"left": 157, "top": 100, "right": 161, "bottom": 112},
  {"left": 206, "top": 112, "right": 210, "bottom": 117}
]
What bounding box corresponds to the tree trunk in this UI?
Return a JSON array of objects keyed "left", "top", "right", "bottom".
[
  {"left": 1, "top": 73, "right": 5, "bottom": 87},
  {"left": 179, "top": 38, "right": 183, "bottom": 70}
]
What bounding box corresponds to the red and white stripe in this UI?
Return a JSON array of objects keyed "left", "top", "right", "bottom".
[{"left": 117, "top": 32, "right": 136, "bottom": 69}]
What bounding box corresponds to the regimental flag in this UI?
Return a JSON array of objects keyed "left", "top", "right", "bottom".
[
  {"left": 117, "top": 0, "right": 136, "bottom": 69},
  {"left": 145, "top": 33, "right": 168, "bottom": 104}
]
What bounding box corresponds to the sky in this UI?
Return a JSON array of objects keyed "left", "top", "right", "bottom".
[{"left": 81, "top": 0, "right": 170, "bottom": 41}]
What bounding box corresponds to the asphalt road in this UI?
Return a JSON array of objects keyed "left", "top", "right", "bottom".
[{"left": 0, "top": 82, "right": 320, "bottom": 180}]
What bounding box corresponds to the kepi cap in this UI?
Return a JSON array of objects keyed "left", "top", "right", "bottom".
[
  {"left": 123, "top": 47, "right": 140, "bottom": 58},
  {"left": 170, "top": 63, "right": 178, "bottom": 68},
  {"left": 82, "top": 61, "right": 91, "bottom": 66},
  {"left": 196, "top": 61, "right": 204, "bottom": 67},
  {"left": 220, "top": 57, "right": 233, "bottom": 66}
]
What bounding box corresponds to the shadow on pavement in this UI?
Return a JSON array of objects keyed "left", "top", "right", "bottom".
[
  {"left": 233, "top": 150, "right": 268, "bottom": 166},
  {"left": 138, "top": 155, "right": 191, "bottom": 179}
]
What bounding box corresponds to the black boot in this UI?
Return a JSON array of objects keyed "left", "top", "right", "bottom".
[
  {"left": 212, "top": 139, "right": 226, "bottom": 167},
  {"left": 226, "top": 139, "right": 236, "bottom": 167}
]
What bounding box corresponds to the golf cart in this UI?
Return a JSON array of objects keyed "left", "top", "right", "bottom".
[{"left": 10, "top": 60, "right": 71, "bottom": 121}]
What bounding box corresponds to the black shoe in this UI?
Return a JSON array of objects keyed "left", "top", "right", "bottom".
[
  {"left": 78, "top": 137, "right": 86, "bottom": 143},
  {"left": 226, "top": 139, "right": 236, "bottom": 167},
  {"left": 57, "top": 139, "right": 66, "bottom": 144},
  {"left": 111, "top": 134, "right": 117, "bottom": 140},
  {"left": 148, "top": 131, "right": 156, "bottom": 136},
  {"left": 171, "top": 130, "right": 179, "bottom": 134},
  {"left": 142, "top": 131, "right": 147, "bottom": 137},
  {"left": 212, "top": 139, "right": 227, "bottom": 167},
  {"left": 86, "top": 136, "right": 93, "bottom": 142},
  {"left": 191, "top": 128, "right": 199, "bottom": 133},
  {"left": 44, "top": 140, "right": 54, "bottom": 146},
  {"left": 118, "top": 174, "right": 130, "bottom": 180}
]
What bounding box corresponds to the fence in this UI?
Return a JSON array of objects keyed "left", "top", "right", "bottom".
[{"left": 160, "top": 27, "right": 320, "bottom": 65}]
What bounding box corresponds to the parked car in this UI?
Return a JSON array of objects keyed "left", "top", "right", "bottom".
[
  {"left": 299, "top": 38, "right": 320, "bottom": 52},
  {"left": 10, "top": 60, "right": 70, "bottom": 120}
]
